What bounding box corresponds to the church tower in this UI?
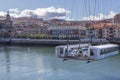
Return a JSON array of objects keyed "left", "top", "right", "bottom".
[
  {"left": 6, "top": 11, "right": 11, "bottom": 21},
  {"left": 5, "top": 11, "right": 12, "bottom": 28}
]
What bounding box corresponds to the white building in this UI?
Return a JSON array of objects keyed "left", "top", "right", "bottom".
[
  {"left": 93, "top": 23, "right": 120, "bottom": 39},
  {"left": 47, "top": 25, "right": 87, "bottom": 39}
]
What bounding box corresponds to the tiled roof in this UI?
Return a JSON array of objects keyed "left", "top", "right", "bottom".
[{"left": 92, "top": 23, "right": 120, "bottom": 29}]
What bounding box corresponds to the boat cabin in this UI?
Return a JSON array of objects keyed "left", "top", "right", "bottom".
[{"left": 88, "top": 44, "right": 119, "bottom": 60}]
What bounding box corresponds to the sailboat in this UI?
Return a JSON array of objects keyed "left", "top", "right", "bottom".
[{"left": 55, "top": 0, "right": 119, "bottom": 61}]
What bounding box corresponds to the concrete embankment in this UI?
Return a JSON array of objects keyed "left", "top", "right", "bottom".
[
  {"left": 10, "top": 39, "right": 79, "bottom": 46},
  {"left": 0, "top": 39, "right": 11, "bottom": 45},
  {"left": 0, "top": 39, "right": 78, "bottom": 46},
  {"left": 0, "top": 39, "right": 120, "bottom": 47}
]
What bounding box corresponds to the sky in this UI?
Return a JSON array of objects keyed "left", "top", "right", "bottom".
[{"left": 0, "top": 0, "right": 120, "bottom": 20}]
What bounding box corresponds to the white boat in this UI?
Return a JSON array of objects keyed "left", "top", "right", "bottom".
[{"left": 56, "top": 44, "right": 119, "bottom": 60}]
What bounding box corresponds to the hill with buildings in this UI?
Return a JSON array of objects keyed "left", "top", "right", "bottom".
[{"left": 0, "top": 12, "right": 120, "bottom": 41}]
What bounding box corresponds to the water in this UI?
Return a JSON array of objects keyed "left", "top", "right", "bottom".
[{"left": 0, "top": 45, "right": 120, "bottom": 80}]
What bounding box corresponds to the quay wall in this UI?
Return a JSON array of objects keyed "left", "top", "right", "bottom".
[
  {"left": 0, "top": 39, "right": 120, "bottom": 48},
  {"left": 0, "top": 39, "right": 11, "bottom": 45},
  {"left": 0, "top": 39, "right": 78, "bottom": 46},
  {"left": 10, "top": 39, "right": 79, "bottom": 46}
]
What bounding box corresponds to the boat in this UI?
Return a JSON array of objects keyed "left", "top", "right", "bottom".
[{"left": 56, "top": 44, "right": 119, "bottom": 60}]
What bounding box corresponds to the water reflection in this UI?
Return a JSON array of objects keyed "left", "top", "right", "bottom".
[{"left": 4, "top": 47, "right": 10, "bottom": 72}]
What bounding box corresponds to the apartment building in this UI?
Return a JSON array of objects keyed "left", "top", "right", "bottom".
[
  {"left": 93, "top": 23, "right": 120, "bottom": 39},
  {"left": 47, "top": 25, "right": 87, "bottom": 39}
]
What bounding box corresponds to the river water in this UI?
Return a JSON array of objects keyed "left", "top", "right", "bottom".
[{"left": 0, "top": 45, "right": 120, "bottom": 80}]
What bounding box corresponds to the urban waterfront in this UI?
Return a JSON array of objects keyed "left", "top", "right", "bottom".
[{"left": 0, "top": 45, "right": 120, "bottom": 80}]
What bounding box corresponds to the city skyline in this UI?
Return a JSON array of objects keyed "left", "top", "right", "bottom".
[{"left": 0, "top": 0, "right": 120, "bottom": 20}]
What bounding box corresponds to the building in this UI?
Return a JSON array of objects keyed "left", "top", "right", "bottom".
[
  {"left": 47, "top": 25, "right": 87, "bottom": 39},
  {"left": 114, "top": 13, "right": 120, "bottom": 23},
  {"left": 92, "top": 23, "right": 120, "bottom": 39}
]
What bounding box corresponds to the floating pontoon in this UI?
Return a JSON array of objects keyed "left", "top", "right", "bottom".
[{"left": 56, "top": 44, "right": 119, "bottom": 60}]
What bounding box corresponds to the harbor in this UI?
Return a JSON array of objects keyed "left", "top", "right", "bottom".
[{"left": 0, "top": 0, "right": 120, "bottom": 80}]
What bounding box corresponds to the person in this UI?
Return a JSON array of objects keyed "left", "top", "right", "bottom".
[
  {"left": 87, "top": 60, "right": 91, "bottom": 63},
  {"left": 62, "top": 58, "right": 68, "bottom": 61},
  {"left": 77, "top": 48, "right": 82, "bottom": 56}
]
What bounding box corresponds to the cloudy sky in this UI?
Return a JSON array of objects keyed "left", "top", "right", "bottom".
[{"left": 0, "top": 0, "right": 120, "bottom": 20}]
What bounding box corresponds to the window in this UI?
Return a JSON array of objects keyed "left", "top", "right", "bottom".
[
  {"left": 100, "top": 47, "right": 119, "bottom": 55},
  {"left": 60, "top": 48, "right": 63, "bottom": 54},
  {"left": 90, "top": 49, "right": 95, "bottom": 56}
]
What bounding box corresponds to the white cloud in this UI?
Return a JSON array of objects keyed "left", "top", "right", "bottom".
[
  {"left": 0, "top": 11, "right": 6, "bottom": 16},
  {"left": 0, "top": 7, "right": 70, "bottom": 20},
  {"left": 9, "top": 8, "right": 20, "bottom": 14},
  {"left": 83, "top": 11, "right": 117, "bottom": 20}
]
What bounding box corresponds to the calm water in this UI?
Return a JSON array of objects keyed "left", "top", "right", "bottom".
[{"left": 0, "top": 45, "right": 120, "bottom": 80}]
